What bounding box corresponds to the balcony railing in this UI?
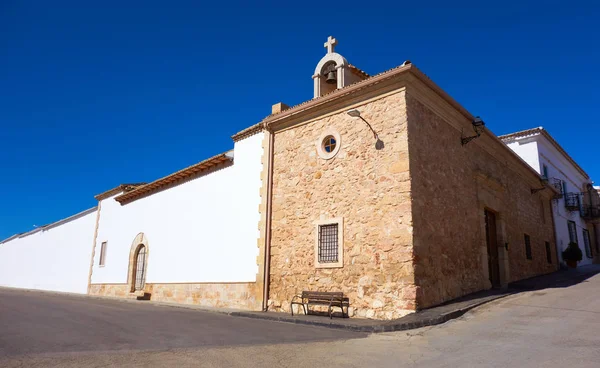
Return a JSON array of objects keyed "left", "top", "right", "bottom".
[
  {"left": 549, "top": 178, "right": 563, "bottom": 199},
  {"left": 582, "top": 205, "right": 600, "bottom": 221},
  {"left": 565, "top": 193, "right": 581, "bottom": 211}
]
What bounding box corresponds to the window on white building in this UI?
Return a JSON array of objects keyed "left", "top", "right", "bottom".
[
  {"left": 99, "top": 241, "right": 107, "bottom": 266},
  {"left": 542, "top": 164, "right": 549, "bottom": 179},
  {"left": 567, "top": 221, "right": 578, "bottom": 244}
]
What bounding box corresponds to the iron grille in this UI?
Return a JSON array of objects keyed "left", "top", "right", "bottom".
[
  {"left": 134, "top": 246, "right": 147, "bottom": 291},
  {"left": 318, "top": 224, "right": 338, "bottom": 263},
  {"left": 549, "top": 178, "right": 563, "bottom": 199},
  {"left": 581, "top": 205, "right": 600, "bottom": 220},
  {"left": 565, "top": 193, "right": 581, "bottom": 211}
]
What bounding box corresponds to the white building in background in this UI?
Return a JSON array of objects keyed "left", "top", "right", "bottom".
[
  {"left": 501, "top": 127, "right": 599, "bottom": 267},
  {"left": 0, "top": 207, "right": 97, "bottom": 294}
]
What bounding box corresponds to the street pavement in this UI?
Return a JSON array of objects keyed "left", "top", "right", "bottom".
[{"left": 1, "top": 271, "right": 599, "bottom": 367}]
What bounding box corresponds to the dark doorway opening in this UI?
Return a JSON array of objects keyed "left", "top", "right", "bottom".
[{"left": 485, "top": 209, "right": 501, "bottom": 288}]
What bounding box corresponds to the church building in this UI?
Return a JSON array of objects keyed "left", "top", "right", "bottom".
[{"left": 0, "top": 37, "right": 564, "bottom": 320}]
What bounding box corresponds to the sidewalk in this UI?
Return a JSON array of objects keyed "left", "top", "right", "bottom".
[
  {"left": 231, "top": 290, "right": 508, "bottom": 333},
  {"left": 229, "top": 264, "right": 600, "bottom": 333}
]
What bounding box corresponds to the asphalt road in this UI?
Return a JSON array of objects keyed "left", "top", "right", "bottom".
[
  {"left": 1, "top": 270, "right": 600, "bottom": 367},
  {"left": 0, "top": 288, "right": 364, "bottom": 357}
]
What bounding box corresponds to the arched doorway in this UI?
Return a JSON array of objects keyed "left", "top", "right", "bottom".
[
  {"left": 133, "top": 245, "right": 147, "bottom": 291},
  {"left": 128, "top": 232, "right": 149, "bottom": 293}
]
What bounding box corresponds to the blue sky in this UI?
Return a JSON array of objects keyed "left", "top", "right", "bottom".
[{"left": 1, "top": 1, "right": 599, "bottom": 239}]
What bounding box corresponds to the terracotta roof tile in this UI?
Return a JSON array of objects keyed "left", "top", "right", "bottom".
[
  {"left": 115, "top": 152, "right": 233, "bottom": 205},
  {"left": 94, "top": 183, "right": 147, "bottom": 200},
  {"left": 348, "top": 64, "right": 369, "bottom": 79}
]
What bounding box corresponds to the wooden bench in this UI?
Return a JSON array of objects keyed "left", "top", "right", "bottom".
[{"left": 290, "top": 291, "right": 349, "bottom": 319}]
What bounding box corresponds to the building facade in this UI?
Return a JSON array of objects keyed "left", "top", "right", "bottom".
[
  {"left": 501, "top": 128, "right": 599, "bottom": 267},
  {"left": 0, "top": 37, "right": 587, "bottom": 320}
]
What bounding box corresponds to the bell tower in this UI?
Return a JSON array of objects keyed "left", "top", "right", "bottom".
[{"left": 313, "top": 36, "right": 368, "bottom": 98}]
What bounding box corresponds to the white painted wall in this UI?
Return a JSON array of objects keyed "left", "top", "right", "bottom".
[
  {"left": 0, "top": 208, "right": 97, "bottom": 293},
  {"left": 506, "top": 134, "right": 594, "bottom": 266},
  {"left": 90, "top": 132, "right": 264, "bottom": 285}
]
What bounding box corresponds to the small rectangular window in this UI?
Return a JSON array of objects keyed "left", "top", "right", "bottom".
[
  {"left": 314, "top": 218, "right": 344, "bottom": 269},
  {"left": 567, "top": 221, "right": 578, "bottom": 244},
  {"left": 563, "top": 181, "right": 568, "bottom": 196},
  {"left": 542, "top": 164, "right": 549, "bottom": 179},
  {"left": 99, "top": 241, "right": 107, "bottom": 266},
  {"left": 524, "top": 234, "right": 532, "bottom": 260},
  {"left": 318, "top": 224, "right": 339, "bottom": 263},
  {"left": 545, "top": 242, "right": 552, "bottom": 264},
  {"left": 583, "top": 229, "right": 592, "bottom": 259}
]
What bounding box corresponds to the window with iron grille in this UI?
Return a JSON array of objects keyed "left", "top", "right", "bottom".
[
  {"left": 545, "top": 241, "right": 552, "bottom": 264},
  {"left": 314, "top": 218, "right": 343, "bottom": 268},
  {"left": 583, "top": 229, "right": 592, "bottom": 259},
  {"left": 318, "top": 224, "right": 338, "bottom": 263},
  {"left": 567, "top": 221, "right": 578, "bottom": 244},
  {"left": 134, "top": 245, "right": 147, "bottom": 291},
  {"left": 99, "top": 241, "right": 107, "bottom": 266},
  {"left": 524, "top": 234, "right": 532, "bottom": 260}
]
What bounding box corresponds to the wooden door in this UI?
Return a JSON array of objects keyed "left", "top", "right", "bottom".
[
  {"left": 134, "top": 246, "right": 147, "bottom": 291},
  {"left": 485, "top": 210, "right": 501, "bottom": 288}
]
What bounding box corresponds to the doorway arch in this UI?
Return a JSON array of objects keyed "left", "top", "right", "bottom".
[{"left": 128, "top": 233, "right": 149, "bottom": 293}]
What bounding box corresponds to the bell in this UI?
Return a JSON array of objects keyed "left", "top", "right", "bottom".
[{"left": 325, "top": 71, "right": 337, "bottom": 84}]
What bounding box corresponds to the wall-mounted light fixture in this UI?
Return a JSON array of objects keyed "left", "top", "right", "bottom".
[
  {"left": 461, "top": 117, "right": 486, "bottom": 146},
  {"left": 347, "top": 109, "right": 384, "bottom": 150},
  {"left": 531, "top": 178, "right": 549, "bottom": 194}
]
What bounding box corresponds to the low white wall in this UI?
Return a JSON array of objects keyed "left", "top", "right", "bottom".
[
  {"left": 0, "top": 208, "right": 97, "bottom": 294},
  {"left": 91, "top": 132, "right": 264, "bottom": 285}
]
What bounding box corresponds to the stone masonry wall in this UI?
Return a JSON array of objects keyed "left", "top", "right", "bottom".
[
  {"left": 406, "top": 92, "right": 557, "bottom": 309},
  {"left": 89, "top": 282, "right": 258, "bottom": 309},
  {"left": 268, "top": 91, "right": 417, "bottom": 320}
]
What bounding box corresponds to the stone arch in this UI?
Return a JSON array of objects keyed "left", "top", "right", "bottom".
[
  {"left": 313, "top": 52, "right": 349, "bottom": 98},
  {"left": 127, "top": 232, "right": 150, "bottom": 293},
  {"left": 313, "top": 52, "right": 347, "bottom": 76}
]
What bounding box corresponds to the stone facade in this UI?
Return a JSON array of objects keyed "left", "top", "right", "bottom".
[
  {"left": 89, "top": 282, "right": 259, "bottom": 309},
  {"left": 266, "top": 70, "right": 559, "bottom": 320},
  {"left": 268, "top": 91, "right": 417, "bottom": 320},
  {"left": 406, "top": 88, "right": 557, "bottom": 309}
]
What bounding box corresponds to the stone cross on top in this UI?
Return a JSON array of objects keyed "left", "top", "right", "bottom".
[{"left": 324, "top": 36, "right": 337, "bottom": 54}]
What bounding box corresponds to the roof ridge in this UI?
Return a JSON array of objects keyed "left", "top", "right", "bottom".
[{"left": 114, "top": 151, "right": 234, "bottom": 204}]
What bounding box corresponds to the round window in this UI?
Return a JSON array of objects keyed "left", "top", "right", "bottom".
[
  {"left": 323, "top": 135, "right": 337, "bottom": 153},
  {"left": 316, "top": 129, "right": 341, "bottom": 160}
]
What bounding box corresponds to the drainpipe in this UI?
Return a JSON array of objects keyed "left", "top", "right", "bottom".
[{"left": 262, "top": 128, "right": 275, "bottom": 311}]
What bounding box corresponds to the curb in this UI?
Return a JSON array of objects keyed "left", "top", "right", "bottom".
[{"left": 229, "top": 293, "right": 511, "bottom": 333}]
